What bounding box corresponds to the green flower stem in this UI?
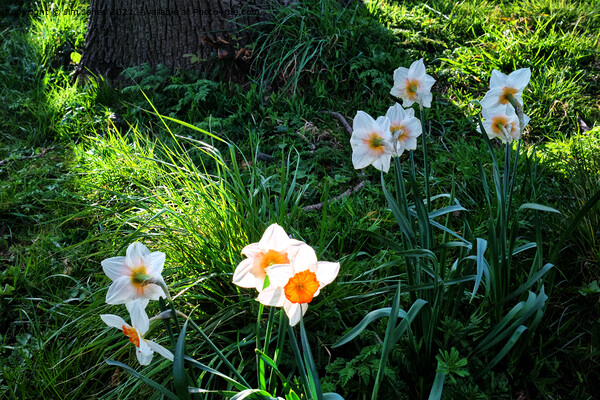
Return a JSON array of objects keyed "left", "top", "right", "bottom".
[
  {"left": 299, "top": 317, "right": 323, "bottom": 400},
  {"left": 419, "top": 105, "right": 431, "bottom": 213},
  {"left": 287, "top": 324, "right": 311, "bottom": 398}
]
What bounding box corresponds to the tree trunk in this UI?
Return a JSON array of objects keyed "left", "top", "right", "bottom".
[{"left": 77, "top": 0, "right": 263, "bottom": 81}]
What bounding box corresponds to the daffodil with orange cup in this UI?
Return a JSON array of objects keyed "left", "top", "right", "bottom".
[{"left": 257, "top": 245, "right": 340, "bottom": 326}]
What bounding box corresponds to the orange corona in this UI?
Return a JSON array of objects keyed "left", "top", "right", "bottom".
[{"left": 284, "top": 270, "right": 320, "bottom": 304}]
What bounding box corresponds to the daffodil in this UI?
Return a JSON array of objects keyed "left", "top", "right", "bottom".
[
  {"left": 101, "top": 308, "right": 173, "bottom": 365},
  {"left": 385, "top": 103, "right": 422, "bottom": 156},
  {"left": 350, "top": 111, "right": 393, "bottom": 172},
  {"left": 478, "top": 105, "right": 530, "bottom": 143},
  {"left": 257, "top": 245, "right": 339, "bottom": 326},
  {"left": 480, "top": 68, "right": 531, "bottom": 110},
  {"left": 390, "top": 59, "right": 436, "bottom": 108},
  {"left": 102, "top": 242, "right": 170, "bottom": 307},
  {"left": 233, "top": 223, "right": 306, "bottom": 292}
]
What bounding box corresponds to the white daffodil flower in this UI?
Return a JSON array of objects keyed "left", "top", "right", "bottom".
[
  {"left": 100, "top": 309, "right": 173, "bottom": 365},
  {"left": 257, "top": 245, "right": 339, "bottom": 327},
  {"left": 102, "top": 242, "right": 170, "bottom": 307},
  {"left": 390, "top": 59, "right": 436, "bottom": 108},
  {"left": 385, "top": 103, "right": 422, "bottom": 156},
  {"left": 480, "top": 68, "right": 531, "bottom": 110},
  {"left": 478, "top": 105, "right": 530, "bottom": 143},
  {"left": 233, "top": 223, "right": 306, "bottom": 292},
  {"left": 350, "top": 111, "right": 393, "bottom": 173}
]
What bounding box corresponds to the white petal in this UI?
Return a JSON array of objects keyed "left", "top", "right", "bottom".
[
  {"left": 352, "top": 149, "right": 377, "bottom": 170},
  {"left": 141, "top": 282, "right": 167, "bottom": 301},
  {"left": 315, "top": 262, "right": 340, "bottom": 288},
  {"left": 402, "top": 97, "right": 416, "bottom": 108},
  {"left": 405, "top": 118, "right": 422, "bottom": 138},
  {"left": 408, "top": 59, "right": 426, "bottom": 79},
  {"left": 265, "top": 264, "right": 295, "bottom": 288},
  {"left": 101, "top": 314, "right": 128, "bottom": 330},
  {"left": 375, "top": 117, "right": 391, "bottom": 137},
  {"left": 241, "top": 242, "right": 262, "bottom": 258},
  {"left": 136, "top": 337, "right": 154, "bottom": 365},
  {"left": 258, "top": 223, "right": 291, "bottom": 252},
  {"left": 419, "top": 91, "right": 433, "bottom": 108},
  {"left": 290, "top": 245, "right": 318, "bottom": 272},
  {"left": 352, "top": 111, "right": 377, "bottom": 136},
  {"left": 145, "top": 251, "right": 166, "bottom": 276},
  {"left": 101, "top": 257, "right": 128, "bottom": 281},
  {"left": 284, "top": 302, "right": 308, "bottom": 327},
  {"left": 233, "top": 258, "right": 261, "bottom": 289},
  {"left": 480, "top": 88, "right": 504, "bottom": 109},
  {"left": 127, "top": 299, "right": 150, "bottom": 335},
  {"left": 106, "top": 276, "right": 136, "bottom": 304},
  {"left": 147, "top": 340, "right": 174, "bottom": 361},
  {"left": 126, "top": 242, "right": 150, "bottom": 269},
  {"left": 392, "top": 67, "right": 409, "bottom": 83},
  {"left": 420, "top": 74, "right": 436, "bottom": 91},
  {"left": 508, "top": 68, "right": 531, "bottom": 91},
  {"left": 257, "top": 286, "right": 286, "bottom": 307},
  {"left": 372, "top": 153, "right": 392, "bottom": 173},
  {"left": 489, "top": 69, "right": 508, "bottom": 89},
  {"left": 386, "top": 103, "right": 407, "bottom": 126},
  {"left": 404, "top": 137, "right": 418, "bottom": 151}
]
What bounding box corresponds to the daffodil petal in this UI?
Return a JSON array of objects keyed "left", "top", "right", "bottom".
[
  {"left": 233, "top": 258, "right": 261, "bottom": 288},
  {"left": 126, "top": 299, "right": 150, "bottom": 335},
  {"left": 480, "top": 88, "right": 504, "bottom": 109},
  {"left": 352, "top": 149, "right": 377, "bottom": 170},
  {"left": 290, "top": 245, "right": 318, "bottom": 272},
  {"left": 101, "top": 314, "right": 128, "bottom": 330},
  {"left": 508, "top": 68, "right": 531, "bottom": 91},
  {"left": 265, "top": 264, "right": 295, "bottom": 288},
  {"left": 315, "top": 262, "right": 340, "bottom": 288},
  {"left": 141, "top": 282, "right": 167, "bottom": 301},
  {"left": 258, "top": 223, "right": 292, "bottom": 252},
  {"left": 147, "top": 340, "right": 174, "bottom": 362},
  {"left": 408, "top": 59, "right": 426, "bottom": 79},
  {"left": 101, "top": 256, "right": 128, "bottom": 281},
  {"left": 284, "top": 302, "right": 308, "bottom": 327},
  {"left": 257, "top": 286, "right": 286, "bottom": 307},
  {"left": 106, "top": 276, "right": 137, "bottom": 304},
  {"left": 489, "top": 69, "right": 508, "bottom": 88},
  {"left": 145, "top": 251, "right": 166, "bottom": 275},
  {"left": 136, "top": 337, "right": 153, "bottom": 365},
  {"left": 125, "top": 242, "right": 150, "bottom": 269},
  {"left": 352, "top": 111, "right": 378, "bottom": 135},
  {"left": 372, "top": 154, "right": 391, "bottom": 173}
]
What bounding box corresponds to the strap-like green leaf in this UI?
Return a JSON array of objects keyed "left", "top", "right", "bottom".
[
  {"left": 333, "top": 307, "right": 407, "bottom": 348},
  {"left": 174, "top": 318, "right": 190, "bottom": 400},
  {"left": 518, "top": 203, "right": 561, "bottom": 214},
  {"left": 105, "top": 359, "right": 179, "bottom": 400},
  {"left": 428, "top": 370, "right": 445, "bottom": 400}
]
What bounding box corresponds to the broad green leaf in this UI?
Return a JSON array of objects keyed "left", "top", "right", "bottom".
[
  {"left": 323, "top": 393, "right": 345, "bottom": 400},
  {"left": 105, "top": 359, "right": 179, "bottom": 400},
  {"left": 333, "top": 307, "right": 407, "bottom": 348},
  {"left": 174, "top": 318, "right": 190, "bottom": 400},
  {"left": 428, "top": 370, "right": 445, "bottom": 400},
  {"left": 478, "top": 325, "right": 527, "bottom": 377},
  {"left": 428, "top": 205, "right": 467, "bottom": 219},
  {"left": 518, "top": 203, "right": 561, "bottom": 214},
  {"left": 184, "top": 356, "right": 247, "bottom": 391}
]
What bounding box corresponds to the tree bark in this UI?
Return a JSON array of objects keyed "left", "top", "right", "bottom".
[{"left": 77, "top": 0, "right": 263, "bottom": 81}]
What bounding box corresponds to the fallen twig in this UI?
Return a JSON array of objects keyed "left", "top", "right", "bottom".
[
  {"left": 303, "top": 181, "right": 366, "bottom": 212},
  {"left": 325, "top": 111, "right": 353, "bottom": 135}
]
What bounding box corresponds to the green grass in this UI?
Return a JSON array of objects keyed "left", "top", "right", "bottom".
[{"left": 1, "top": 0, "right": 599, "bottom": 398}]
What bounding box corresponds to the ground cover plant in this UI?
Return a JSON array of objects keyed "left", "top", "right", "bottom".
[{"left": 1, "top": 0, "right": 600, "bottom": 398}]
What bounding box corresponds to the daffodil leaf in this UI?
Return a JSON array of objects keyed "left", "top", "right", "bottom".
[
  {"left": 323, "top": 393, "right": 345, "bottom": 400},
  {"left": 428, "top": 370, "right": 445, "bottom": 400},
  {"left": 105, "top": 359, "right": 179, "bottom": 400},
  {"left": 184, "top": 356, "right": 248, "bottom": 391},
  {"left": 332, "top": 307, "right": 407, "bottom": 348},
  {"left": 518, "top": 203, "right": 561, "bottom": 214},
  {"left": 174, "top": 317, "right": 190, "bottom": 400}
]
